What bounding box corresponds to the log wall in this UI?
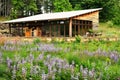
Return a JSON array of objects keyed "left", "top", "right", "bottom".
[{"left": 73, "top": 11, "right": 99, "bottom": 29}]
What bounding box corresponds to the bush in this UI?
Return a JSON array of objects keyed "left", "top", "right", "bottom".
[
  {"left": 33, "top": 38, "right": 41, "bottom": 44},
  {"left": 107, "top": 21, "right": 114, "bottom": 28},
  {"left": 75, "top": 35, "right": 81, "bottom": 43}
]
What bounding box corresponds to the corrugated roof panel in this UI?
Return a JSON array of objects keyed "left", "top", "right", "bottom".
[{"left": 3, "top": 8, "right": 102, "bottom": 23}]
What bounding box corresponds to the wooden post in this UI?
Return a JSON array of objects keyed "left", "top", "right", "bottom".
[
  {"left": 78, "top": 25, "right": 80, "bottom": 35},
  {"left": 49, "top": 24, "right": 51, "bottom": 37},
  {"left": 75, "top": 25, "right": 76, "bottom": 36},
  {"left": 69, "top": 18, "right": 72, "bottom": 37},
  {"left": 64, "top": 24, "right": 65, "bottom": 37},
  {"left": 54, "top": 25, "right": 55, "bottom": 37},
  {"left": 81, "top": 21, "right": 83, "bottom": 35},
  {"left": 9, "top": 24, "right": 11, "bottom": 34},
  {"left": 58, "top": 23, "right": 60, "bottom": 37},
  {"left": 21, "top": 23, "right": 24, "bottom": 36}
]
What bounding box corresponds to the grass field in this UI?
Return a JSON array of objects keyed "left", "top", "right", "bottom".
[{"left": 0, "top": 37, "right": 120, "bottom": 80}]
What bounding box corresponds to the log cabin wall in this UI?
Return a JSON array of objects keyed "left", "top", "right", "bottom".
[{"left": 73, "top": 11, "right": 99, "bottom": 29}]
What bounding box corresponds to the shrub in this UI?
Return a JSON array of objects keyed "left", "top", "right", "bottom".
[
  {"left": 33, "top": 38, "right": 41, "bottom": 44},
  {"left": 107, "top": 21, "right": 114, "bottom": 28},
  {"left": 75, "top": 35, "right": 81, "bottom": 43}
]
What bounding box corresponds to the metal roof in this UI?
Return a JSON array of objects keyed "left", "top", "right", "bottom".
[{"left": 3, "top": 8, "right": 102, "bottom": 23}]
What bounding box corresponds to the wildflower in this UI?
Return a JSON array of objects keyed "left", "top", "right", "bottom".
[
  {"left": 42, "top": 71, "right": 47, "bottom": 80},
  {"left": 6, "top": 57, "right": 12, "bottom": 69},
  {"left": 88, "top": 69, "right": 94, "bottom": 78},
  {"left": 12, "top": 65, "right": 17, "bottom": 80},
  {"left": 22, "top": 67, "right": 26, "bottom": 75},
  {"left": 110, "top": 53, "right": 119, "bottom": 62},
  {"left": 0, "top": 52, "right": 3, "bottom": 63},
  {"left": 30, "top": 65, "right": 40, "bottom": 75},
  {"left": 36, "top": 52, "right": 44, "bottom": 61}
]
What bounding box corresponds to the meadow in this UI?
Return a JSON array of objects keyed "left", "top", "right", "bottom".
[
  {"left": 0, "top": 37, "right": 120, "bottom": 80},
  {"left": 0, "top": 22, "right": 120, "bottom": 80}
]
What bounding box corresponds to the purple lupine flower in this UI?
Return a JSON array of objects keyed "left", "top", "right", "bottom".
[
  {"left": 6, "top": 57, "right": 12, "bottom": 69},
  {"left": 27, "top": 53, "right": 34, "bottom": 63},
  {"left": 70, "top": 64, "right": 74, "bottom": 73},
  {"left": 46, "top": 54, "right": 51, "bottom": 60},
  {"left": 36, "top": 43, "right": 62, "bottom": 52},
  {"left": 14, "top": 55, "right": 20, "bottom": 62},
  {"left": 48, "top": 64, "right": 52, "bottom": 73},
  {"left": 30, "top": 65, "right": 40, "bottom": 75},
  {"left": 12, "top": 65, "right": 17, "bottom": 80},
  {"left": 80, "top": 65, "right": 83, "bottom": 71},
  {"left": 82, "top": 68, "right": 88, "bottom": 79},
  {"left": 71, "top": 73, "right": 79, "bottom": 80},
  {"left": 110, "top": 52, "right": 119, "bottom": 62},
  {"left": 53, "top": 68, "right": 57, "bottom": 73},
  {"left": 42, "top": 70, "right": 47, "bottom": 80},
  {"left": 36, "top": 52, "right": 44, "bottom": 61},
  {"left": 21, "top": 58, "right": 27, "bottom": 64},
  {"left": 88, "top": 69, "right": 95, "bottom": 78},
  {"left": 22, "top": 67, "right": 26, "bottom": 75},
  {"left": 0, "top": 52, "right": 3, "bottom": 63}
]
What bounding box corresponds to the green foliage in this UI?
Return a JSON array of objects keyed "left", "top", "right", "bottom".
[
  {"left": 10, "top": 8, "right": 18, "bottom": 19},
  {"left": 75, "top": 35, "right": 81, "bottom": 43},
  {"left": 11, "top": 0, "right": 38, "bottom": 19},
  {"left": 33, "top": 38, "right": 41, "bottom": 44},
  {"left": 53, "top": 0, "right": 73, "bottom": 12},
  {"left": 74, "top": 4, "right": 82, "bottom": 10},
  {"left": 8, "top": 0, "right": 120, "bottom": 24},
  {"left": 112, "top": 0, "right": 120, "bottom": 25},
  {"left": 69, "top": 0, "right": 120, "bottom": 24},
  {"left": 107, "top": 21, "right": 114, "bottom": 27}
]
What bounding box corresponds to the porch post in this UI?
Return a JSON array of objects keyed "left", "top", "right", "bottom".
[
  {"left": 22, "top": 27, "right": 24, "bottom": 36},
  {"left": 69, "top": 18, "right": 72, "bottom": 37},
  {"left": 9, "top": 24, "right": 11, "bottom": 34},
  {"left": 64, "top": 24, "right": 65, "bottom": 37}
]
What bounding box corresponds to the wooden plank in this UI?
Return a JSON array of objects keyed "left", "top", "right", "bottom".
[
  {"left": 78, "top": 25, "right": 80, "bottom": 35},
  {"left": 22, "top": 27, "right": 23, "bottom": 36},
  {"left": 75, "top": 25, "right": 76, "bottom": 36},
  {"left": 69, "top": 18, "right": 72, "bottom": 37},
  {"left": 58, "top": 23, "right": 60, "bottom": 37},
  {"left": 64, "top": 24, "right": 65, "bottom": 37},
  {"left": 9, "top": 24, "right": 11, "bottom": 34},
  {"left": 49, "top": 23, "right": 51, "bottom": 37}
]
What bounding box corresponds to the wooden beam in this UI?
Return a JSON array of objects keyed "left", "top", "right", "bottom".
[
  {"left": 78, "top": 25, "right": 80, "bottom": 35},
  {"left": 75, "top": 25, "right": 76, "bottom": 36},
  {"left": 22, "top": 27, "right": 23, "bottom": 36},
  {"left": 9, "top": 24, "right": 11, "bottom": 34},
  {"left": 58, "top": 23, "right": 60, "bottom": 37},
  {"left": 54, "top": 25, "right": 55, "bottom": 37},
  {"left": 49, "top": 24, "right": 51, "bottom": 37},
  {"left": 64, "top": 24, "right": 65, "bottom": 37},
  {"left": 69, "top": 18, "right": 72, "bottom": 37}
]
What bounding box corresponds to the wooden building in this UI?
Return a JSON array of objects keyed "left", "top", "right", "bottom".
[{"left": 3, "top": 8, "right": 102, "bottom": 37}]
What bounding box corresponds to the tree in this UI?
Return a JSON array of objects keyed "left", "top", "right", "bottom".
[
  {"left": 74, "top": 4, "right": 82, "bottom": 10},
  {"left": 11, "top": 0, "right": 38, "bottom": 19},
  {"left": 69, "top": 0, "right": 118, "bottom": 22},
  {"left": 112, "top": 0, "right": 120, "bottom": 25},
  {"left": 23, "top": 0, "right": 38, "bottom": 16},
  {"left": 53, "top": 0, "right": 72, "bottom": 12},
  {"left": 10, "top": 0, "right": 24, "bottom": 19}
]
